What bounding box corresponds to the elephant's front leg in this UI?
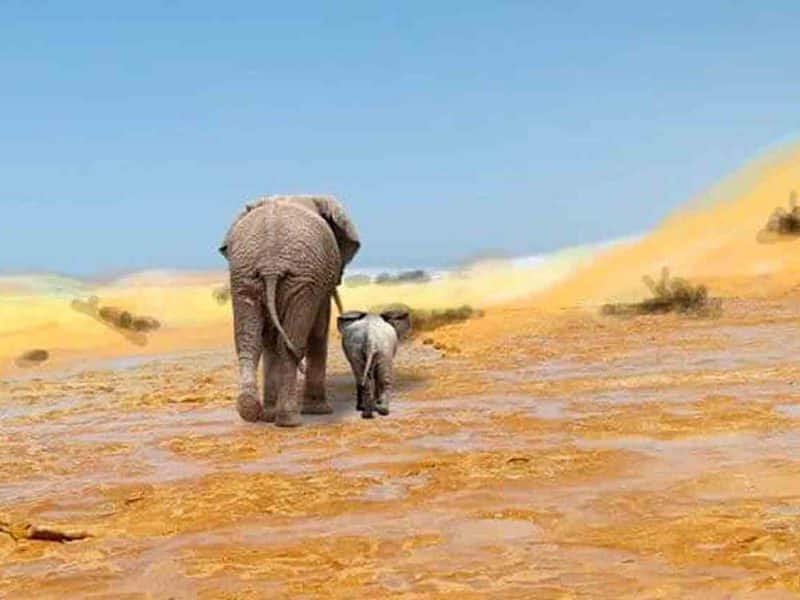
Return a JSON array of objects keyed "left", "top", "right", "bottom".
[
  {"left": 232, "top": 289, "right": 265, "bottom": 422},
  {"left": 301, "top": 296, "right": 333, "bottom": 415}
]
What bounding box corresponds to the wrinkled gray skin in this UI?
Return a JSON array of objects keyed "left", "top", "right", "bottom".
[
  {"left": 219, "top": 195, "right": 360, "bottom": 427},
  {"left": 337, "top": 310, "right": 411, "bottom": 419}
]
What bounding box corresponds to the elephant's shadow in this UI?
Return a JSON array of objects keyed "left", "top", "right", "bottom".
[{"left": 308, "top": 370, "right": 429, "bottom": 423}]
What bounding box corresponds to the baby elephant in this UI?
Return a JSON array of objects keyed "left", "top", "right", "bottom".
[{"left": 337, "top": 309, "right": 411, "bottom": 418}]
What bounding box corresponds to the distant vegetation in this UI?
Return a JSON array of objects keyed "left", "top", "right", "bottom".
[
  {"left": 602, "top": 268, "right": 721, "bottom": 317},
  {"left": 342, "top": 274, "right": 372, "bottom": 287},
  {"left": 376, "top": 270, "right": 431, "bottom": 285},
  {"left": 343, "top": 270, "right": 432, "bottom": 287},
  {"left": 369, "top": 302, "right": 482, "bottom": 335}
]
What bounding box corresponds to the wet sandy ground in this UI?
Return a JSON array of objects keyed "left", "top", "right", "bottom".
[{"left": 2, "top": 298, "right": 800, "bottom": 598}]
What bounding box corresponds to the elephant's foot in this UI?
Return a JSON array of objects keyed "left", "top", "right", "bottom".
[
  {"left": 236, "top": 392, "right": 263, "bottom": 423},
  {"left": 261, "top": 406, "right": 277, "bottom": 422},
  {"left": 302, "top": 389, "right": 333, "bottom": 415},
  {"left": 301, "top": 399, "right": 333, "bottom": 415},
  {"left": 361, "top": 409, "right": 375, "bottom": 419},
  {"left": 375, "top": 397, "right": 390, "bottom": 416},
  {"left": 275, "top": 410, "right": 302, "bottom": 428}
]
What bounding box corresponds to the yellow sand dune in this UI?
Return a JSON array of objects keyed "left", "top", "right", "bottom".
[
  {"left": 0, "top": 249, "right": 595, "bottom": 373},
  {"left": 539, "top": 141, "right": 800, "bottom": 307}
]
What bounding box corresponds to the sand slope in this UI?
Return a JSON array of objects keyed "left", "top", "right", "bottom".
[{"left": 539, "top": 142, "right": 800, "bottom": 307}]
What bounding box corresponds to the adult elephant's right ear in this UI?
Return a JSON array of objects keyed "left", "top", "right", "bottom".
[{"left": 312, "top": 197, "right": 361, "bottom": 266}]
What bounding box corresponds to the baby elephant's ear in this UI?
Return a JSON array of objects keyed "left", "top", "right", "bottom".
[
  {"left": 337, "top": 310, "right": 367, "bottom": 334},
  {"left": 381, "top": 310, "right": 411, "bottom": 339}
]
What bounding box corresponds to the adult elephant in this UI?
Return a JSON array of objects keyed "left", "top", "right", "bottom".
[{"left": 218, "top": 195, "right": 360, "bottom": 427}]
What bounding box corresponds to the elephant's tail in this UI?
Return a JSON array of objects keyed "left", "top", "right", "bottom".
[
  {"left": 263, "top": 275, "right": 306, "bottom": 374},
  {"left": 332, "top": 287, "right": 344, "bottom": 314}
]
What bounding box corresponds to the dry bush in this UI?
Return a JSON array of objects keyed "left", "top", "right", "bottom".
[
  {"left": 97, "top": 305, "right": 161, "bottom": 331},
  {"left": 130, "top": 316, "right": 161, "bottom": 332},
  {"left": 15, "top": 349, "right": 49, "bottom": 367},
  {"left": 763, "top": 191, "right": 800, "bottom": 236},
  {"left": 212, "top": 284, "right": 231, "bottom": 304},
  {"left": 369, "top": 302, "right": 482, "bottom": 335},
  {"left": 71, "top": 296, "right": 161, "bottom": 332},
  {"left": 601, "top": 267, "right": 721, "bottom": 317},
  {"left": 99, "top": 306, "right": 133, "bottom": 329}
]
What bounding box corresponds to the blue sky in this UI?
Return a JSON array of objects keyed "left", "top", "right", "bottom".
[{"left": 2, "top": 1, "right": 800, "bottom": 276}]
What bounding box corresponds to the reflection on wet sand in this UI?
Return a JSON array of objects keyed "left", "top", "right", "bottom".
[{"left": 2, "top": 298, "right": 800, "bottom": 598}]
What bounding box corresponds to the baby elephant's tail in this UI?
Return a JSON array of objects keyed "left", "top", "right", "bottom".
[
  {"left": 361, "top": 341, "right": 376, "bottom": 388},
  {"left": 359, "top": 340, "right": 378, "bottom": 418}
]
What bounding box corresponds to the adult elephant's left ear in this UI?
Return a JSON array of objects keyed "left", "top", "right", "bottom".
[{"left": 312, "top": 196, "right": 361, "bottom": 265}]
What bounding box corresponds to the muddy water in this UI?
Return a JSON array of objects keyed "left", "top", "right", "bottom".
[{"left": 2, "top": 300, "right": 800, "bottom": 598}]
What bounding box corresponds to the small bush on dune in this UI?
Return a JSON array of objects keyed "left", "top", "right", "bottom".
[
  {"left": 368, "top": 302, "right": 483, "bottom": 335},
  {"left": 601, "top": 267, "right": 721, "bottom": 317},
  {"left": 97, "top": 305, "right": 161, "bottom": 331},
  {"left": 99, "top": 306, "right": 133, "bottom": 329},
  {"left": 15, "top": 349, "right": 49, "bottom": 367},
  {"left": 71, "top": 296, "right": 161, "bottom": 332},
  {"left": 212, "top": 284, "right": 231, "bottom": 304},
  {"left": 130, "top": 316, "right": 161, "bottom": 332},
  {"left": 763, "top": 191, "right": 800, "bottom": 236}
]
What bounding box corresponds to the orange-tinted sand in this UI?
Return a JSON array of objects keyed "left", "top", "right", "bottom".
[{"left": 3, "top": 144, "right": 800, "bottom": 597}]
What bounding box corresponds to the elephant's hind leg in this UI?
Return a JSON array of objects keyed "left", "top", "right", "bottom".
[
  {"left": 302, "top": 296, "right": 333, "bottom": 415},
  {"left": 261, "top": 329, "right": 280, "bottom": 422},
  {"left": 274, "top": 288, "right": 318, "bottom": 427},
  {"left": 232, "top": 290, "right": 265, "bottom": 422}
]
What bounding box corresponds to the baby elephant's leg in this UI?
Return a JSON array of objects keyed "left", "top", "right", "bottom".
[
  {"left": 361, "top": 377, "right": 376, "bottom": 419},
  {"left": 375, "top": 360, "right": 393, "bottom": 416},
  {"left": 356, "top": 382, "right": 365, "bottom": 412},
  {"left": 348, "top": 354, "right": 366, "bottom": 411}
]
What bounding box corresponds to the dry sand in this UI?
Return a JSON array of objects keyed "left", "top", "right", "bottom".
[{"left": 3, "top": 145, "right": 800, "bottom": 597}]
